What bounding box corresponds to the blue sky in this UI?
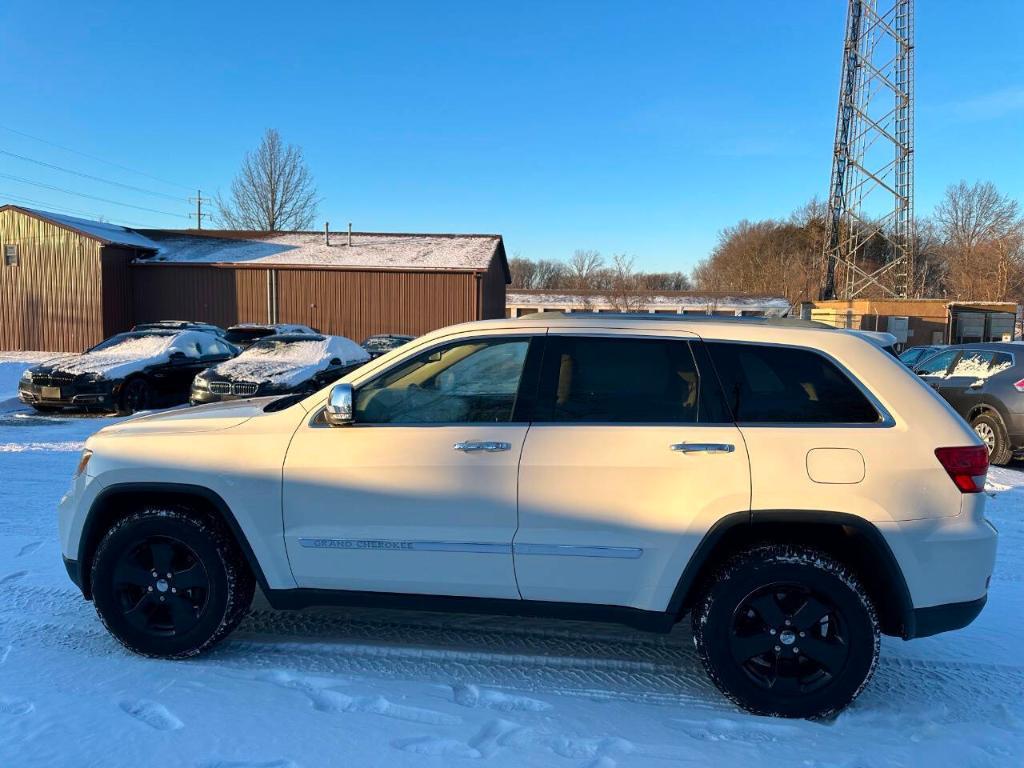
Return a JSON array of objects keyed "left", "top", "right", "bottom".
[{"left": 0, "top": 1, "right": 1021, "bottom": 271}]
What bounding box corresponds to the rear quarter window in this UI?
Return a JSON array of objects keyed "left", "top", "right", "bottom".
[{"left": 706, "top": 342, "right": 880, "bottom": 424}]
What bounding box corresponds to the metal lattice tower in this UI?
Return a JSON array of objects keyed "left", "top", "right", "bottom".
[{"left": 821, "top": 0, "right": 914, "bottom": 300}]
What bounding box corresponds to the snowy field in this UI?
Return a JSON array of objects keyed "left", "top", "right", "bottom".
[{"left": 0, "top": 354, "right": 1022, "bottom": 767}]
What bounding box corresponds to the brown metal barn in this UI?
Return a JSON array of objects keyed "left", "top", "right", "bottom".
[{"left": 0, "top": 206, "right": 510, "bottom": 351}]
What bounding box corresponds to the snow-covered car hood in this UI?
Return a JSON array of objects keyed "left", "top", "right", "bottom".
[
  {"left": 208, "top": 336, "right": 369, "bottom": 388},
  {"left": 37, "top": 351, "right": 165, "bottom": 381},
  {"left": 97, "top": 397, "right": 276, "bottom": 436}
]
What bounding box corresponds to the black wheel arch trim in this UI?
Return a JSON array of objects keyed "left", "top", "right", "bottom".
[
  {"left": 79, "top": 482, "right": 272, "bottom": 599},
  {"left": 666, "top": 508, "right": 918, "bottom": 639}
]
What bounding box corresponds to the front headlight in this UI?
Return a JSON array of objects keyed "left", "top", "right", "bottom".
[
  {"left": 20, "top": 369, "right": 32, "bottom": 383},
  {"left": 74, "top": 449, "right": 93, "bottom": 477},
  {"left": 193, "top": 374, "right": 209, "bottom": 390}
]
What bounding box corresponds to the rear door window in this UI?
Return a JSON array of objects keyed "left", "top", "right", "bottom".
[
  {"left": 915, "top": 349, "right": 958, "bottom": 377},
  {"left": 948, "top": 351, "right": 995, "bottom": 378},
  {"left": 533, "top": 336, "right": 727, "bottom": 423},
  {"left": 706, "top": 342, "right": 880, "bottom": 424}
]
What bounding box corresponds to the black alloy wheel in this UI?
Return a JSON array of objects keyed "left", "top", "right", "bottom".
[
  {"left": 693, "top": 544, "right": 879, "bottom": 719},
  {"left": 730, "top": 583, "right": 850, "bottom": 696},
  {"left": 111, "top": 536, "right": 210, "bottom": 637},
  {"left": 91, "top": 509, "right": 254, "bottom": 658},
  {"left": 119, "top": 377, "right": 151, "bottom": 414}
]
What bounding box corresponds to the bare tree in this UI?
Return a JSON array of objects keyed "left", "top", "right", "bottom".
[
  {"left": 508, "top": 254, "right": 538, "bottom": 289},
  {"left": 533, "top": 259, "right": 568, "bottom": 289},
  {"left": 566, "top": 249, "right": 604, "bottom": 289},
  {"left": 935, "top": 181, "right": 1024, "bottom": 301},
  {"left": 604, "top": 254, "right": 646, "bottom": 311},
  {"left": 216, "top": 129, "right": 319, "bottom": 231}
]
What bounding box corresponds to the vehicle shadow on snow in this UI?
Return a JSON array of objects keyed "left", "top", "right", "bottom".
[{"left": 216, "top": 600, "right": 722, "bottom": 706}]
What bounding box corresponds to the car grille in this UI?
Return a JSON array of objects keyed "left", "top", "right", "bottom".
[
  {"left": 209, "top": 381, "right": 260, "bottom": 396},
  {"left": 29, "top": 372, "right": 76, "bottom": 386}
]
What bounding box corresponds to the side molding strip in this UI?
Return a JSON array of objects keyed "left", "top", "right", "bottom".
[
  {"left": 514, "top": 543, "right": 643, "bottom": 559},
  {"left": 298, "top": 538, "right": 511, "bottom": 554},
  {"left": 297, "top": 538, "right": 644, "bottom": 560}
]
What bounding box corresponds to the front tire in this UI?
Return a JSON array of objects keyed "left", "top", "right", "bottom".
[
  {"left": 91, "top": 509, "right": 254, "bottom": 658},
  {"left": 971, "top": 412, "right": 1012, "bottom": 466},
  {"left": 117, "top": 377, "right": 152, "bottom": 414},
  {"left": 692, "top": 544, "right": 879, "bottom": 719}
]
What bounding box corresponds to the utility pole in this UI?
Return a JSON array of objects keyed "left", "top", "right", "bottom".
[
  {"left": 821, "top": 0, "right": 915, "bottom": 300},
  {"left": 188, "top": 189, "right": 210, "bottom": 230}
]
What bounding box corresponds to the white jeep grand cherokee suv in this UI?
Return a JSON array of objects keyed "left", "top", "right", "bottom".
[{"left": 59, "top": 314, "right": 998, "bottom": 718}]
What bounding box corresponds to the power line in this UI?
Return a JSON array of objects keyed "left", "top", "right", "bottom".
[
  {"left": 0, "top": 148, "right": 184, "bottom": 202},
  {"left": 0, "top": 172, "right": 189, "bottom": 218},
  {"left": 0, "top": 191, "right": 155, "bottom": 228},
  {"left": 0, "top": 123, "right": 194, "bottom": 192}
]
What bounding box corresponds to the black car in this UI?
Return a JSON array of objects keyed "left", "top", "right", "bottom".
[
  {"left": 191, "top": 333, "right": 370, "bottom": 404},
  {"left": 223, "top": 323, "right": 318, "bottom": 349},
  {"left": 19, "top": 329, "right": 238, "bottom": 414},
  {"left": 132, "top": 320, "right": 227, "bottom": 337},
  {"left": 914, "top": 342, "right": 1024, "bottom": 465},
  {"left": 361, "top": 333, "right": 415, "bottom": 358}
]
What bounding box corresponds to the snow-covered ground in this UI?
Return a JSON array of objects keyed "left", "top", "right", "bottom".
[{"left": 0, "top": 353, "right": 1022, "bottom": 767}]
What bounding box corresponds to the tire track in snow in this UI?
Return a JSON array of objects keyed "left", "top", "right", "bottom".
[{"left": 3, "top": 581, "right": 1023, "bottom": 719}]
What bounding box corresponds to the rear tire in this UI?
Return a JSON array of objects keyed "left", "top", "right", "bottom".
[
  {"left": 971, "top": 412, "right": 1011, "bottom": 466},
  {"left": 90, "top": 509, "right": 254, "bottom": 658},
  {"left": 692, "top": 544, "right": 879, "bottom": 719}
]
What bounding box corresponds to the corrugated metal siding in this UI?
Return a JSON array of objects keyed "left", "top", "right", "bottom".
[
  {"left": 131, "top": 264, "right": 271, "bottom": 327},
  {"left": 101, "top": 247, "right": 137, "bottom": 338},
  {"left": 0, "top": 207, "right": 104, "bottom": 351},
  {"left": 131, "top": 263, "right": 481, "bottom": 341},
  {"left": 274, "top": 268, "right": 479, "bottom": 340},
  {"left": 480, "top": 253, "right": 508, "bottom": 319}
]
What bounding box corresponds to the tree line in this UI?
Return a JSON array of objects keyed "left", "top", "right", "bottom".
[{"left": 511, "top": 180, "right": 1024, "bottom": 306}]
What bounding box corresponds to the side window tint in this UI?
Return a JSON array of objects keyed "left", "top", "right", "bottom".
[
  {"left": 707, "top": 342, "right": 879, "bottom": 424},
  {"left": 355, "top": 338, "right": 529, "bottom": 424},
  {"left": 915, "top": 349, "right": 958, "bottom": 376},
  {"left": 535, "top": 336, "right": 706, "bottom": 423}
]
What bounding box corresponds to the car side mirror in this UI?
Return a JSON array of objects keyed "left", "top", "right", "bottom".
[
  {"left": 325, "top": 383, "right": 354, "bottom": 427},
  {"left": 329, "top": 357, "right": 341, "bottom": 366},
  {"left": 169, "top": 350, "right": 187, "bottom": 363}
]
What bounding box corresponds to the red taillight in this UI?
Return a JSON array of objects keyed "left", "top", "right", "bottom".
[
  {"left": 934, "top": 446, "right": 989, "bottom": 493},
  {"left": 1014, "top": 378, "right": 1024, "bottom": 393}
]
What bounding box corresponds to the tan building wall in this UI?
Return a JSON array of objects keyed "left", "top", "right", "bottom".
[
  {"left": 804, "top": 299, "right": 1020, "bottom": 345},
  {"left": 0, "top": 207, "right": 106, "bottom": 352}
]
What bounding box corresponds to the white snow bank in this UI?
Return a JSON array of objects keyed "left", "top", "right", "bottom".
[{"left": 210, "top": 335, "right": 368, "bottom": 387}]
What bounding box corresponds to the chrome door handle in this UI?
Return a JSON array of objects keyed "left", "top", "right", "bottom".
[
  {"left": 454, "top": 441, "right": 512, "bottom": 453},
  {"left": 671, "top": 442, "right": 735, "bottom": 454}
]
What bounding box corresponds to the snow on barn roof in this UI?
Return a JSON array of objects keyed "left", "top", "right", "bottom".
[
  {"left": 138, "top": 230, "right": 505, "bottom": 272},
  {"left": 0, "top": 206, "right": 161, "bottom": 251},
  {"left": 507, "top": 289, "right": 790, "bottom": 309}
]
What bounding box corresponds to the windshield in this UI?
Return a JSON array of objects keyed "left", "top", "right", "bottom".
[
  {"left": 225, "top": 328, "right": 273, "bottom": 345},
  {"left": 243, "top": 338, "right": 325, "bottom": 362},
  {"left": 364, "top": 336, "right": 410, "bottom": 351},
  {"left": 89, "top": 332, "right": 175, "bottom": 354}
]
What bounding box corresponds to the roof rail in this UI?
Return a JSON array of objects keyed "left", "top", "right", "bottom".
[{"left": 522, "top": 312, "right": 832, "bottom": 329}]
